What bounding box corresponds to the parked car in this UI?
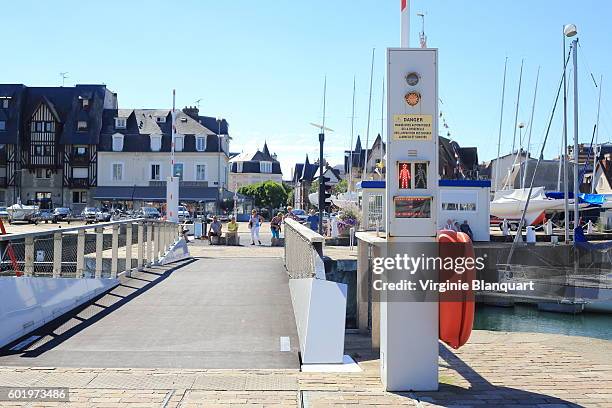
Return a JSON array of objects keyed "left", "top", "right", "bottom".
[
  {"left": 290, "top": 209, "right": 308, "bottom": 222},
  {"left": 96, "top": 208, "right": 112, "bottom": 222},
  {"left": 139, "top": 206, "right": 161, "bottom": 219},
  {"left": 35, "top": 209, "right": 57, "bottom": 223},
  {"left": 53, "top": 207, "right": 72, "bottom": 223},
  {"left": 177, "top": 206, "right": 191, "bottom": 221},
  {"left": 0, "top": 207, "right": 8, "bottom": 219},
  {"left": 82, "top": 207, "right": 99, "bottom": 224}
]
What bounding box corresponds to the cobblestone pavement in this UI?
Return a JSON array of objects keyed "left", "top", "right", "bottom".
[{"left": 0, "top": 330, "right": 610, "bottom": 407}]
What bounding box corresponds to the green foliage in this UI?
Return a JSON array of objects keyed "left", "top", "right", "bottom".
[
  {"left": 309, "top": 180, "right": 319, "bottom": 194},
  {"left": 333, "top": 179, "right": 348, "bottom": 195},
  {"left": 237, "top": 181, "right": 288, "bottom": 210}
]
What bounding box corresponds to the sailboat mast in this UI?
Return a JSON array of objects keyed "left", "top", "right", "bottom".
[
  {"left": 591, "top": 75, "right": 602, "bottom": 194},
  {"left": 522, "top": 66, "right": 540, "bottom": 190},
  {"left": 348, "top": 77, "right": 356, "bottom": 192},
  {"left": 510, "top": 59, "right": 524, "bottom": 188},
  {"left": 363, "top": 48, "right": 375, "bottom": 181},
  {"left": 380, "top": 76, "right": 385, "bottom": 180},
  {"left": 495, "top": 57, "right": 508, "bottom": 191}
]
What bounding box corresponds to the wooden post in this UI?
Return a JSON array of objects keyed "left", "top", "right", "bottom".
[
  {"left": 95, "top": 226, "right": 103, "bottom": 278},
  {"left": 111, "top": 224, "right": 119, "bottom": 278},
  {"left": 24, "top": 236, "right": 34, "bottom": 277},
  {"left": 53, "top": 232, "right": 62, "bottom": 278},
  {"left": 146, "top": 222, "right": 153, "bottom": 266},
  {"left": 76, "top": 229, "right": 85, "bottom": 278},
  {"left": 154, "top": 222, "right": 160, "bottom": 263},
  {"left": 137, "top": 222, "right": 144, "bottom": 270},
  {"left": 125, "top": 222, "right": 132, "bottom": 276}
]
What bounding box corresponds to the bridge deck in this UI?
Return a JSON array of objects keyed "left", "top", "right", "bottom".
[{"left": 0, "top": 246, "right": 300, "bottom": 369}]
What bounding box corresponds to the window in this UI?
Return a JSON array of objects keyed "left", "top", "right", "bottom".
[
  {"left": 260, "top": 161, "right": 272, "bottom": 173},
  {"left": 0, "top": 121, "right": 5, "bottom": 131},
  {"left": 115, "top": 117, "right": 126, "bottom": 129},
  {"left": 82, "top": 98, "right": 89, "bottom": 108},
  {"left": 173, "top": 163, "right": 184, "bottom": 181},
  {"left": 150, "top": 135, "right": 162, "bottom": 151},
  {"left": 236, "top": 161, "right": 243, "bottom": 173},
  {"left": 35, "top": 168, "right": 52, "bottom": 179},
  {"left": 112, "top": 133, "right": 124, "bottom": 151},
  {"left": 196, "top": 136, "right": 206, "bottom": 151},
  {"left": 35, "top": 122, "right": 43, "bottom": 132},
  {"left": 156, "top": 116, "right": 166, "bottom": 123},
  {"left": 1, "top": 99, "right": 8, "bottom": 109},
  {"left": 72, "top": 191, "right": 87, "bottom": 204},
  {"left": 175, "top": 135, "right": 184, "bottom": 152},
  {"left": 74, "top": 145, "right": 87, "bottom": 156},
  {"left": 112, "top": 163, "right": 123, "bottom": 181},
  {"left": 77, "top": 121, "right": 88, "bottom": 131},
  {"left": 33, "top": 145, "right": 52, "bottom": 156},
  {"left": 196, "top": 164, "right": 206, "bottom": 181},
  {"left": 45, "top": 122, "right": 54, "bottom": 132},
  {"left": 72, "top": 167, "right": 88, "bottom": 179},
  {"left": 34, "top": 146, "right": 43, "bottom": 156},
  {"left": 150, "top": 164, "right": 161, "bottom": 181}
]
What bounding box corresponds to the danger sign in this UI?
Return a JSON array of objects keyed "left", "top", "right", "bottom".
[{"left": 393, "top": 114, "right": 433, "bottom": 140}]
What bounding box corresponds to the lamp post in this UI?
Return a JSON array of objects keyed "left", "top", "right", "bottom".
[
  {"left": 216, "top": 118, "right": 223, "bottom": 216},
  {"left": 562, "top": 23, "right": 577, "bottom": 241}
]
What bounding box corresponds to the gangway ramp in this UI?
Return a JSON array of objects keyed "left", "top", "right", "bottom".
[{"left": 0, "top": 256, "right": 300, "bottom": 369}]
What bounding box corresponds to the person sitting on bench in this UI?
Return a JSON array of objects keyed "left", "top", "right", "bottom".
[
  {"left": 226, "top": 216, "right": 239, "bottom": 245},
  {"left": 208, "top": 216, "right": 223, "bottom": 243}
]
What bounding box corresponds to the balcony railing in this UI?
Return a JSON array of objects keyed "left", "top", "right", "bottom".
[{"left": 67, "top": 178, "right": 89, "bottom": 188}]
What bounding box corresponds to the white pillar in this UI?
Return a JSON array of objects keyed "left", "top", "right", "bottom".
[{"left": 53, "top": 232, "right": 62, "bottom": 278}]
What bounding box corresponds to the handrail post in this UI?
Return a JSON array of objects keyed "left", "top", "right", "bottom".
[
  {"left": 111, "top": 224, "right": 119, "bottom": 278},
  {"left": 53, "top": 232, "right": 62, "bottom": 278},
  {"left": 125, "top": 222, "right": 133, "bottom": 277},
  {"left": 76, "top": 229, "right": 85, "bottom": 278},
  {"left": 24, "top": 236, "right": 34, "bottom": 277},
  {"left": 95, "top": 226, "right": 103, "bottom": 278},
  {"left": 154, "top": 222, "right": 160, "bottom": 263},
  {"left": 137, "top": 221, "right": 144, "bottom": 270},
  {"left": 146, "top": 221, "right": 153, "bottom": 266},
  {"left": 159, "top": 221, "right": 166, "bottom": 256}
]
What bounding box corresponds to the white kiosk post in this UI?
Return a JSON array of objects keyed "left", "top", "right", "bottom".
[{"left": 380, "top": 35, "right": 439, "bottom": 391}]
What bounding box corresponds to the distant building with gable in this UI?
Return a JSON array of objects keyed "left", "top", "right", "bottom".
[{"left": 228, "top": 142, "right": 282, "bottom": 191}]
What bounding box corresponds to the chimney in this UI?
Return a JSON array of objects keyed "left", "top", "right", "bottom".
[{"left": 182, "top": 106, "right": 199, "bottom": 120}]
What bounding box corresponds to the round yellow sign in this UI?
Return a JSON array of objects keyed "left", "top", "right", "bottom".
[{"left": 404, "top": 92, "right": 421, "bottom": 106}]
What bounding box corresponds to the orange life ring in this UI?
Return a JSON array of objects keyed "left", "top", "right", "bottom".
[{"left": 437, "top": 229, "right": 475, "bottom": 349}]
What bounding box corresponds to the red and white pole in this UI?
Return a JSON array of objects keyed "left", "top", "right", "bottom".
[{"left": 400, "top": 0, "right": 410, "bottom": 47}]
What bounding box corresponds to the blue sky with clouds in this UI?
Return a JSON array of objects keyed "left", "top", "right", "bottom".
[{"left": 3, "top": 1, "right": 611, "bottom": 178}]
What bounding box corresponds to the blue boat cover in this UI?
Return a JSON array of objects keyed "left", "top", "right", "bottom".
[{"left": 545, "top": 192, "right": 606, "bottom": 206}]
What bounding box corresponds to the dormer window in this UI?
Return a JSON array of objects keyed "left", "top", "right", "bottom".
[
  {"left": 150, "top": 134, "right": 162, "bottom": 152},
  {"left": 174, "top": 135, "right": 184, "bottom": 152},
  {"left": 115, "top": 117, "right": 127, "bottom": 129},
  {"left": 82, "top": 98, "right": 89, "bottom": 108},
  {"left": 77, "top": 121, "right": 88, "bottom": 131},
  {"left": 0, "top": 121, "right": 5, "bottom": 131},
  {"left": 260, "top": 161, "right": 272, "bottom": 173},
  {"left": 196, "top": 135, "right": 206, "bottom": 151},
  {"left": 1, "top": 99, "right": 8, "bottom": 109},
  {"left": 112, "top": 133, "right": 124, "bottom": 152},
  {"left": 156, "top": 116, "right": 166, "bottom": 123},
  {"left": 236, "top": 162, "right": 243, "bottom": 173}
]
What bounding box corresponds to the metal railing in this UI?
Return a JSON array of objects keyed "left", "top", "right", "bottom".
[
  {"left": 0, "top": 219, "right": 182, "bottom": 279},
  {"left": 283, "top": 218, "right": 325, "bottom": 279}
]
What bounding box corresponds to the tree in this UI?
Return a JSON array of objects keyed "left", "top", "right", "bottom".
[
  {"left": 333, "top": 179, "right": 348, "bottom": 195},
  {"left": 238, "top": 181, "right": 288, "bottom": 211}
]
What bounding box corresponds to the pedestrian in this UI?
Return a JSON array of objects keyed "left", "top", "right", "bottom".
[
  {"left": 285, "top": 206, "right": 297, "bottom": 221},
  {"left": 460, "top": 220, "right": 474, "bottom": 241},
  {"left": 307, "top": 209, "right": 320, "bottom": 232},
  {"left": 249, "top": 209, "right": 263, "bottom": 245},
  {"left": 271, "top": 212, "right": 283, "bottom": 239}
]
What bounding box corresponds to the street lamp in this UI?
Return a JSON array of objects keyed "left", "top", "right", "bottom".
[{"left": 216, "top": 118, "right": 224, "bottom": 216}]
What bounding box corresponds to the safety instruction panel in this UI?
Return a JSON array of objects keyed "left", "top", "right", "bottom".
[
  {"left": 392, "top": 114, "right": 433, "bottom": 141},
  {"left": 393, "top": 196, "right": 432, "bottom": 218}
]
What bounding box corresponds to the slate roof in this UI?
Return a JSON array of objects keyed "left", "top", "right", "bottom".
[
  {"left": 198, "top": 116, "right": 229, "bottom": 135},
  {"left": 229, "top": 142, "right": 282, "bottom": 175},
  {"left": 0, "top": 84, "right": 112, "bottom": 145},
  {"left": 99, "top": 108, "right": 225, "bottom": 154}
]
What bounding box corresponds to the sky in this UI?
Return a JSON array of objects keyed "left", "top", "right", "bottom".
[{"left": 3, "top": 0, "right": 612, "bottom": 179}]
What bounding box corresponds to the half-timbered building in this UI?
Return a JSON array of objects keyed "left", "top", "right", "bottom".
[{"left": 0, "top": 84, "right": 117, "bottom": 209}]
